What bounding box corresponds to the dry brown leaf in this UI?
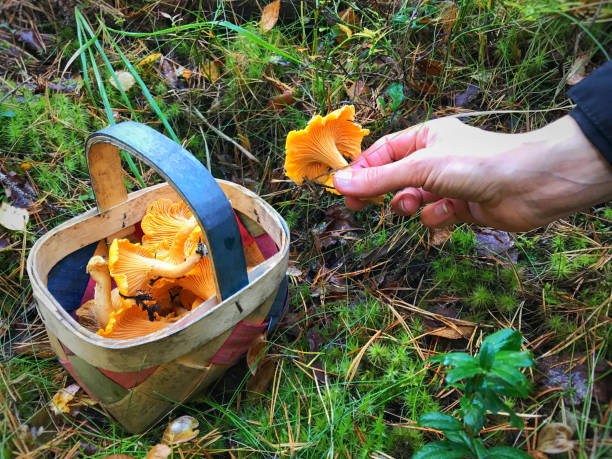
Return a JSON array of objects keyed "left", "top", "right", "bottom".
[
  {"left": 144, "top": 444, "right": 172, "bottom": 459},
  {"left": 416, "top": 58, "right": 442, "bottom": 76},
  {"left": 268, "top": 89, "right": 296, "bottom": 112},
  {"left": 162, "top": 416, "right": 199, "bottom": 445},
  {"left": 260, "top": 0, "right": 281, "bottom": 32},
  {"left": 536, "top": 423, "right": 575, "bottom": 454},
  {"left": 339, "top": 7, "right": 359, "bottom": 26},
  {"left": 567, "top": 53, "right": 590, "bottom": 86},
  {"left": 346, "top": 80, "right": 370, "bottom": 100},
  {"left": 430, "top": 227, "right": 451, "bottom": 245},
  {"left": 246, "top": 358, "right": 275, "bottom": 398},
  {"left": 439, "top": 1, "right": 458, "bottom": 35},
  {"left": 246, "top": 332, "right": 268, "bottom": 375},
  {"left": 50, "top": 384, "right": 80, "bottom": 415}
]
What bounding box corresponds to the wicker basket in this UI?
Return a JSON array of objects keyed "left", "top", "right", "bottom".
[{"left": 27, "top": 122, "right": 289, "bottom": 433}]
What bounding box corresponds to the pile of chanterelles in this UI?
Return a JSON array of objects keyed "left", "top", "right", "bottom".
[
  {"left": 76, "top": 198, "right": 263, "bottom": 339},
  {"left": 284, "top": 104, "right": 383, "bottom": 204}
]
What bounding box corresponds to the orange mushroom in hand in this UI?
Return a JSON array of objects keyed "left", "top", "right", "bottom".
[{"left": 285, "top": 105, "right": 383, "bottom": 204}]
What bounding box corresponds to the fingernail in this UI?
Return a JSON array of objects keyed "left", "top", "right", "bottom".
[
  {"left": 334, "top": 169, "right": 352, "bottom": 189},
  {"left": 399, "top": 197, "right": 411, "bottom": 215},
  {"left": 435, "top": 201, "right": 449, "bottom": 217}
]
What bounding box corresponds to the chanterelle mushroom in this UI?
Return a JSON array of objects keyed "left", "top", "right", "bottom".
[
  {"left": 108, "top": 239, "right": 204, "bottom": 297},
  {"left": 141, "top": 198, "right": 197, "bottom": 250},
  {"left": 76, "top": 256, "right": 122, "bottom": 329},
  {"left": 285, "top": 105, "right": 369, "bottom": 193},
  {"left": 97, "top": 302, "right": 176, "bottom": 339}
]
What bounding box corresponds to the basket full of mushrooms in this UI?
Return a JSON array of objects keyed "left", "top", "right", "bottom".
[{"left": 27, "top": 122, "right": 289, "bottom": 433}]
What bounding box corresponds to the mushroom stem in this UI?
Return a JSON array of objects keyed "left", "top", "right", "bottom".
[
  {"left": 149, "top": 251, "right": 202, "bottom": 279},
  {"left": 86, "top": 256, "right": 114, "bottom": 328}
]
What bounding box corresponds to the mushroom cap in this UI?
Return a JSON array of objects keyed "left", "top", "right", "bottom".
[
  {"left": 178, "top": 257, "right": 216, "bottom": 302},
  {"left": 285, "top": 105, "right": 369, "bottom": 193},
  {"left": 108, "top": 239, "right": 155, "bottom": 296},
  {"left": 97, "top": 302, "right": 173, "bottom": 339},
  {"left": 141, "top": 198, "right": 195, "bottom": 250}
]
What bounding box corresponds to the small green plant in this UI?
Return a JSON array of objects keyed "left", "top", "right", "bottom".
[{"left": 414, "top": 328, "right": 534, "bottom": 459}]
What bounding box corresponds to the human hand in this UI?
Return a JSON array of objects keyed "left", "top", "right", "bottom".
[{"left": 333, "top": 115, "right": 612, "bottom": 232}]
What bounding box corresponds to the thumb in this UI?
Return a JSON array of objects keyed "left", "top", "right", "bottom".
[{"left": 333, "top": 150, "right": 433, "bottom": 198}]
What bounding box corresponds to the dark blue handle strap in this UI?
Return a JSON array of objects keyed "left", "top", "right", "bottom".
[{"left": 85, "top": 121, "right": 248, "bottom": 301}]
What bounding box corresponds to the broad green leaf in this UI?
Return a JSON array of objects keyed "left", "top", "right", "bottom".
[
  {"left": 481, "top": 328, "right": 522, "bottom": 353},
  {"left": 475, "top": 390, "right": 505, "bottom": 413},
  {"left": 441, "top": 352, "right": 476, "bottom": 367},
  {"left": 446, "top": 361, "right": 484, "bottom": 383},
  {"left": 418, "top": 412, "right": 463, "bottom": 431},
  {"left": 487, "top": 446, "right": 532, "bottom": 458},
  {"left": 445, "top": 429, "right": 474, "bottom": 449},
  {"left": 387, "top": 82, "right": 404, "bottom": 111},
  {"left": 470, "top": 437, "right": 488, "bottom": 458},
  {"left": 412, "top": 441, "right": 471, "bottom": 459},
  {"left": 478, "top": 342, "right": 496, "bottom": 371},
  {"left": 494, "top": 350, "right": 534, "bottom": 368},
  {"left": 462, "top": 403, "right": 485, "bottom": 434},
  {"left": 489, "top": 366, "right": 528, "bottom": 396}
]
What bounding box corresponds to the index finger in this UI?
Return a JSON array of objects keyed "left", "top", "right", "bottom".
[{"left": 352, "top": 123, "right": 429, "bottom": 169}]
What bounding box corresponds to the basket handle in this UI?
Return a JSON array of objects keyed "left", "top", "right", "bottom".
[{"left": 85, "top": 121, "right": 249, "bottom": 302}]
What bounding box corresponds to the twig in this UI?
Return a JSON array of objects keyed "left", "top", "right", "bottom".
[
  {"left": 0, "top": 77, "right": 33, "bottom": 106},
  {"left": 191, "top": 107, "right": 260, "bottom": 163}
]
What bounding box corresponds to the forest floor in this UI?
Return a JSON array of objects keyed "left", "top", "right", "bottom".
[{"left": 0, "top": 1, "right": 610, "bottom": 457}]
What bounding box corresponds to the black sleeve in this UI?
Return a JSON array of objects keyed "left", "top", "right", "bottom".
[{"left": 568, "top": 60, "right": 612, "bottom": 164}]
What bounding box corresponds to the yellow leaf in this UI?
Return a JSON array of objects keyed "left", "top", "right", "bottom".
[
  {"left": 109, "top": 71, "right": 136, "bottom": 91},
  {"left": 260, "top": 0, "right": 280, "bottom": 32},
  {"left": 137, "top": 53, "right": 162, "bottom": 66},
  {"left": 162, "top": 416, "right": 199, "bottom": 445},
  {"left": 144, "top": 444, "right": 171, "bottom": 459},
  {"left": 337, "top": 24, "right": 353, "bottom": 39},
  {"left": 50, "top": 384, "right": 80, "bottom": 415}
]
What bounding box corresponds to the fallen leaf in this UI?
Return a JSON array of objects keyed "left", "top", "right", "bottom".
[
  {"left": 537, "top": 354, "right": 610, "bottom": 404},
  {"left": 162, "top": 416, "right": 199, "bottom": 445},
  {"left": 346, "top": 80, "right": 370, "bottom": 100},
  {"left": 423, "top": 305, "right": 476, "bottom": 339},
  {"left": 567, "top": 53, "right": 590, "bottom": 86},
  {"left": 109, "top": 71, "right": 136, "bottom": 91},
  {"left": 246, "top": 332, "right": 268, "bottom": 375},
  {"left": 339, "top": 7, "right": 359, "bottom": 27},
  {"left": 1, "top": 168, "right": 37, "bottom": 208},
  {"left": 416, "top": 58, "right": 442, "bottom": 76},
  {"left": 260, "top": 0, "right": 281, "bottom": 32},
  {"left": 336, "top": 23, "right": 353, "bottom": 42},
  {"left": 286, "top": 263, "right": 302, "bottom": 278},
  {"left": 438, "top": 1, "right": 458, "bottom": 35},
  {"left": 202, "top": 61, "right": 220, "bottom": 82},
  {"left": 137, "top": 53, "right": 162, "bottom": 66},
  {"left": 537, "top": 423, "right": 575, "bottom": 454},
  {"left": 161, "top": 58, "right": 178, "bottom": 88},
  {"left": 475, "top": 229, "right": 518, "bottom": 263},
  {"left": 17, "top": 30, "right": 45, "bottom": 52},
  {"left": 430, "top": 227, "right": 451, "bottom": 245},
  {"left": 50, "top": 384, "right": 80, "bottom": 415},
  {"left": 0, "top": 201, "right": 29, "bottom": 231},
  {"left": 246, "top": 358, "right": 275, "bottom": 398},
  {"left": 312, "top": 203, "right": 358, "bottom": 249},
  {"left": 455, "top": 83, "right": 480, "bottom": 106},
  {"left": 144, "top": 444, "right": 171, "bottom": 459},
  {"left": 178, "top": 67, "right": 192, "bottom": 79},
  {"left": 268, "top": 89, "right": 295, "bottom": 112}
]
